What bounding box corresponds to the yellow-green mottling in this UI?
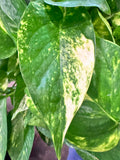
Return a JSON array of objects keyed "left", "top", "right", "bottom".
[
  {"left": 66, "top": 37, "right": 120, "bottom": 152},
  {"left": 0, "top": 26, "right": 16, "bottom": 59},
  {"left": 8, "top": 113, "right": 34, "bottom": 160},
  {"left": 18, "top": 1, "right": 95, "bottom": 159},
  {"left": 0, "top": 0, "right": 26, "bottom": 41},
  {"left": 66, "top": 100, "right": 120, "bottom": 152}
]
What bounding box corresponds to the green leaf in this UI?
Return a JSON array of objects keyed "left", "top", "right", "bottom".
[
  {"left": 0, "top": 59, "right": 8, "bottom": 71},
  {"left": 0, "top": 27, "right": 16, "bottom": 59},
  {"left": 24, "top": 109, "right": 46, "bottom": 127},
  {"left": 107, "top": 0, "right": 120, "bottom": 13},
  {"left": 75, "top": 141, "right": 120, "bottom": 160},
  {"left": 0, "top": 70, "right": 8, "bottom": 91},
  {"left": 90, "top": 9, "right": 114, "bottom": 41},
  {"left": 113, "top": 26, "right": 120, "bottom": 46},
  {"left": 0, "top": 0, "right": 26, "bottom": 42},
  {"left": 12, "top": 96, "right": 28, "bottom": 120},
  {"left": 18, "top": 1, "right": 95, "bottom": 159},
  {"left": 111, "top": 12, "right": 120, "bottom": 28},
  {"left": 0, "top": 98, "right": 7, "bottom": 160},
  {"left": 25, "top": 0, "right": 30, "bottom": 5},
  {"left": 111, "top": 12, "right": 120, "bottom": 46},
  {"left": 25, "top": 89, "right": 47, "bottom": 129},
  {"left": 17, "top": 126, "right": 34, "bottom": 160},
  {"left": 37, "top": 126, "right": 51, "bottom": 139},
  {"left": 7, "top": 53, "right": 20, "bottom": 79},
  {"left": 44, "top": 0, "right": 111, "bottom": 14},
  {"left": 66, "top": 100, "right": 120, "bottom": 152},
  {"left": 13, "top": 74, "right": 26, "bottom": 110},
  {"left": 66, "top": 37, "right": 120, "bottom": 152},
  {"left": 91, "top": 141, "right": 120, "bottom": 160},
  {"left": 88, "top": 37, "right": 120, "bottom": 121},
  {"left": 8, "top": 112, "right": 34, "bottom": 160},
  {"left": 76, "top": 148, "right": 98, "bottom": 160}
]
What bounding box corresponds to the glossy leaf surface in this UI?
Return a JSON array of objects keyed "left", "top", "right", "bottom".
[
  {"left": 18, "top": 1, "right": 95, "bottom": 159},
  {"left": 8, "top": 113, "right": 34, "bottom": 160},
  {"left": 0, "top": 27, "right": 16, "bottom": 59},
  {"left": 0, "top": 0, "right": 26, "bottom": 42},
  {"left": 88, "top": 37, "right": 120, "bottom": 121},
  {"left": 92, "top": 141, "right": 120, "bottom": 160},
  {"left": 0, "top": 98, "right": 7, "bottom": 160},
  {"left": 66, "top": 100, "right": 120, "bottom": 151},
  {"left": 25, "top": 90, "right": 47, "bottom": 129},
  {"left": 66, "top": 37, "right": 120, "bottom": 151},
  {"left": 44, "top": 0, "right": 111, "bottom": 14},
  {"left": 76, "top": 149, "right": 98, "bottom": 160},
  {"left": 77, "top": 141, "right": 120, "bottom": 160}
]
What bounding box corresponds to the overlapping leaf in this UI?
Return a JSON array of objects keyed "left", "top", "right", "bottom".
[
  {"left": 0, "top": 26, "right": 16, "bottom": 59},
  {"left": 66, "top": 99, "right": 120, "bottom": 151},
  {"left": 7, "top": 53, "right": 20, "bottom": 80},
  {"left": 107, "top": 0, "right": 120, "bottom": 13},
  {"left": 13, "top": 75, "right": 26, "bottom": 110},
  {"left": 88, "top": 37, "right": 120, "bottom": 121},
  {"left": 0, "top": 60, "right": 8, "bottom": 95},
  {"left": 8, "top": 112, "right": 34, "bottom": 160},
  {"left": 111, "top": 12, "right": 120, "bottom": 46},
  {"left": 76, "top": 148, "right": 98, "bottom": 160},
  {"left": 76, "top": 141, "right": 120, "bottom": 160},
  {"left": 66, "top": 37, "right": 120, "bottom": 152},
  {"left": 0, "top": 59, "right": 8, "bottom": 71},
  {"left": 18, "top": 1, "right": 95, "bottom": 159},
  {"left": 25, "top": 89, "right": 47, "bottom": 129},
  {"left": 92, "top": 141, "right": 120, "bottom": 160},
  {"left": 44, "top": 0, "right": 111, "bottom": 14},
  {"left": 90, "top": 9, "right": 114, "bottom": 41},
  {"left": 0, "top": 98, "right": 7, "bottom": 160},
  {"left": 0, "top": 0, "right": 26, "bottom": 42},
  {"left": 0, "top": 71, "right": 8, "bottom": 92}
]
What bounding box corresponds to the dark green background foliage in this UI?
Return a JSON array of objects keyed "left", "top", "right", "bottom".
[{"left": 0, "top": 0, "right": 120, "bottom": 160}]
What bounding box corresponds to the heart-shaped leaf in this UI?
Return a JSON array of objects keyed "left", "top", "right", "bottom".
[
  {"left": 76, "top": 141, "right": 120, "bottom": 160},
  {"left": 44, "top": 0, "right": 111, "bottom": 14},
  {"left": 66, "top": 99, "right": 120, "bottom": 151},
  {"left": 18, "top": 1, "right": 95, "bottom": 159}
]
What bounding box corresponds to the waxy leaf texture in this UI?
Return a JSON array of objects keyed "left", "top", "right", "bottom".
[
  {"left": 18, "top": 0, "right": 95, "bottom": 159},
  {"left": 44, "top": 0, "right": 111, "bottom": 14}
]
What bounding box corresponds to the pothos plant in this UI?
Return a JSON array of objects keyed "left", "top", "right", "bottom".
[{"left": 0, "top": 0, "right": 120, "bottom": 160}]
